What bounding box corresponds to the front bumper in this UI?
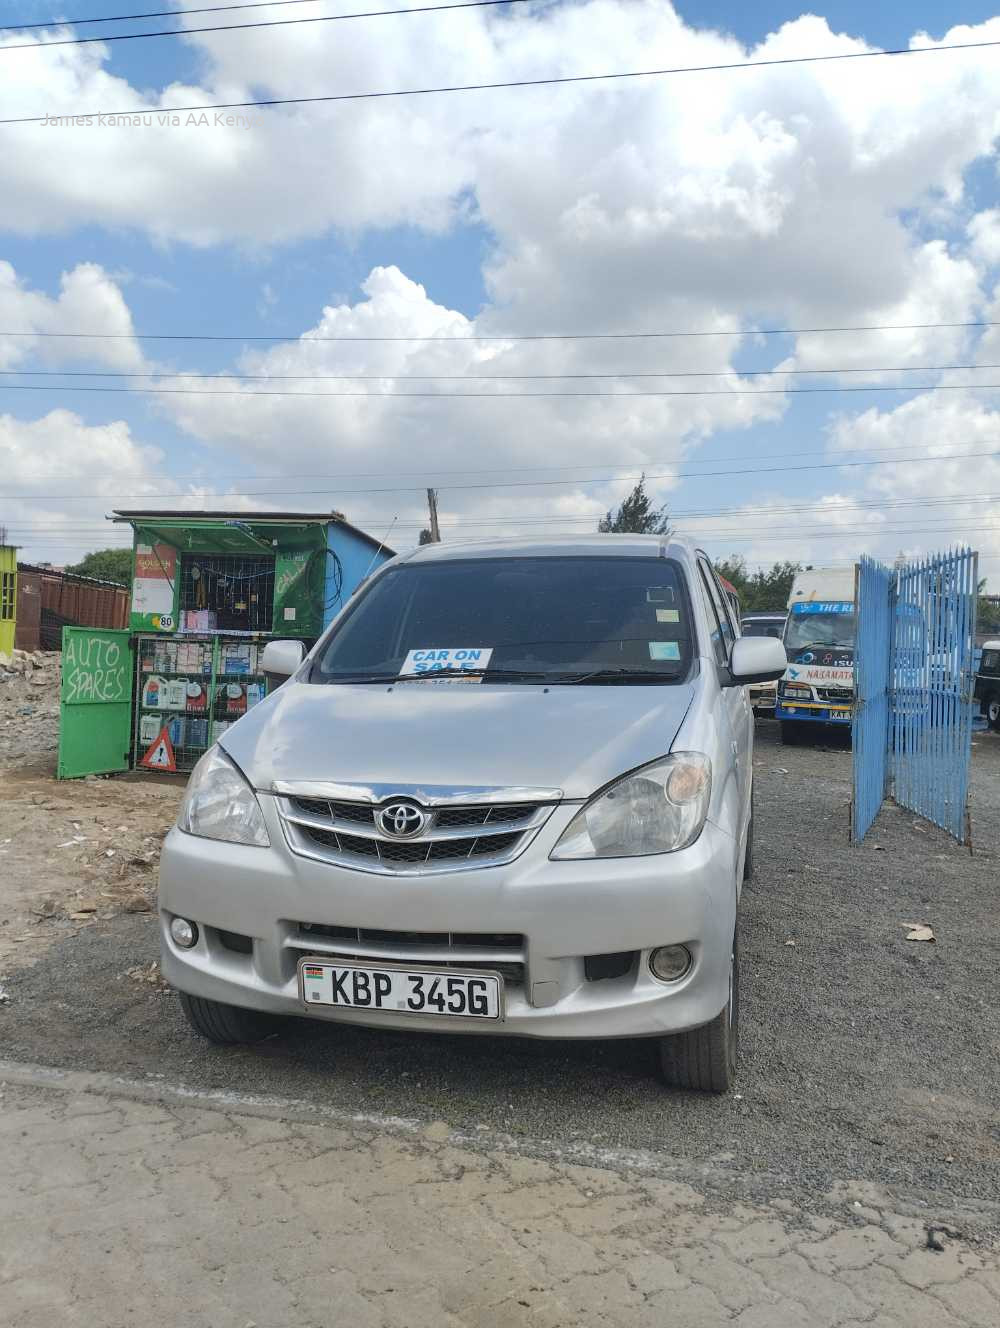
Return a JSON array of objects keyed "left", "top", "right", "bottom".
[
  {"left": 775, "top": 699, "right": 852, "bottom": 725},
  {"left": 748, "top": 683, "right": 777, "bottom": 711},
  {"left": 159, "top": 796, "right": 738, "bottom": 1041}
]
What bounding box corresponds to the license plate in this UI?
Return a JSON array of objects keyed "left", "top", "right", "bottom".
[
  {"left": 298, "top": 959, "right": 503, "bottom": 1020},
  {"left": 830, "top": 707, "right": 851, "bottom": 718}
]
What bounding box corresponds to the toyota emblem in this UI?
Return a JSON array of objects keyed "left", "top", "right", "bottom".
[{"left": 378, "top": 802, "right": 427, "bottom": 839}]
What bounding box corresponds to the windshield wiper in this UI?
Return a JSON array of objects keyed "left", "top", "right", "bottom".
[
  {"left": 396, "top": 667, "right": 548, "bottom": 682},
  {"left": 561, "top": 667, "right": 677, "bottom": 684}
]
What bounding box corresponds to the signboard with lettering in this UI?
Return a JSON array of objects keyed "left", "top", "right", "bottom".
[
  {"left": 131, "top": 539, "right": 178, "bottom": 632},
  {"left": 58, "top": 627, "right": 135, "bottom": 779}
]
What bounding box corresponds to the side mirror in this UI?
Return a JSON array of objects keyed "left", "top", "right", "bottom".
[
  {"left": 261, "top": 639, "right": 306, "bottom": 685},
  {"left": 727, "top": 636, "right": 787, "bottom": 686}
]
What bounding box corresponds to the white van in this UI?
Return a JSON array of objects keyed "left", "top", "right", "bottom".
[{"left": 774, "top": 568, "right": 856, "bottom": 743}]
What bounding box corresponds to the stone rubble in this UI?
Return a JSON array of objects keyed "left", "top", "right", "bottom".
[{"left": 0, "top": 650, "right": 61, "bottom": 771}]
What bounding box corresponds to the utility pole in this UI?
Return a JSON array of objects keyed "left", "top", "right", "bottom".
[{"left": 426, "top": 488, "right": 441, "bottom": 543}]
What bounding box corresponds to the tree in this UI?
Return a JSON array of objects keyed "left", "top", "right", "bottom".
[
  {"left": 65, "top": 547, "right": 133, "bottom": 586},
  {"left": 598, "top": 476, "right": 671, "bottom": 535},
  {"left": 714, "top": 556, "right": 801, "bottom": 613}
]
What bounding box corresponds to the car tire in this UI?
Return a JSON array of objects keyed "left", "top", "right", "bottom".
[
  {"left": 780, "top": 720, "right": 803, "bottom": 745},
  {"left": 179, "top": 992, "right": 284, "bottom": 1045},
  {"left": 658, "top": 931, "right": 739, "bottom": 1094},
  {"left": 988, "top": 695, "right": 1000, "bottom": 732}
]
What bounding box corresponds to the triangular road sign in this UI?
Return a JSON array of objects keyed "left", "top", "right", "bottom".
[{"left": 140, "top": 726, "right": 177, "bottom": 772}]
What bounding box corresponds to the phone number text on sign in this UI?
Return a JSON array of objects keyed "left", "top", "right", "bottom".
[{"left": 399, "top": 647, "right": 494, "bottom": 675}]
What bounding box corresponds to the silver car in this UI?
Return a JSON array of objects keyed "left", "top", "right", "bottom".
[{"left": 160, "top": 536, "right": 786, "bottom": 1092}]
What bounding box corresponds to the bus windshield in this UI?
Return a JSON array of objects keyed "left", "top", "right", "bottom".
[{"left": 784, "top": 604, "right": 856, "bottom": 653}]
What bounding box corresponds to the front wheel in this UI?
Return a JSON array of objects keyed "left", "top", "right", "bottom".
[
  {"left": 179, "top": 992, "right": 284, "bottom": 1045},
  {"left": 658, "top": 932, "right": 739, "bottom": 1094},
  {"left": 987, "top": 695, "right": 1000, "bottom": 733}
]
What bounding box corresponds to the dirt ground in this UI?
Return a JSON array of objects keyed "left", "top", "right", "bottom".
[
  {"left": 2, "top": 666, "right": 999, "bottom": 1237},
  {"left": 0, "top": 654, "right": 181, "bottom": 977}
]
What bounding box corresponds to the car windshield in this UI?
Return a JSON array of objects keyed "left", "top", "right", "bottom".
[
  {"left": 310, "top": 555, "right": 693, "bottom": 683},
  {"left": 741, "top": 620, "right": 784, "bottom": 638},
  {"left": 784, "top": 608, "right": 856, "bottom": 651}
]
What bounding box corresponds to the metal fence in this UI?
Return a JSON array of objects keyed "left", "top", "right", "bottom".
[
  {"left": 853, "top": 547, "right": 978, "bottom": 844},
  {"left": 852, "top": 556, "right": 893, "bottom": 841},
  {"left": 890, "top": 549, "right": 978, "bottom": 841}
]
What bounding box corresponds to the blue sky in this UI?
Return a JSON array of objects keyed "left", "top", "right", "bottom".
[{"left": 1, "top": 1, "right": 999, "bottom": 578}]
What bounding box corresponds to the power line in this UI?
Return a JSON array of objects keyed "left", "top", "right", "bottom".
[
  {"left": 3, "top": 0, "right": 330, "bottom": 30},
  {"left": 2, "top": 381, "right": 1000, "bottom": 398},
  {"left": 3, "top": 361, "right": 998, "bottom": 382},
  {"left": 6, "top": 490, "right": 998, "bottom": 531},
  {"left": 3, "top": 435, "right": 989, "bottom": 487},
  {"left": 0, "top": 0, "right": 532, "bottom": 53},
  {"left": 5, "top": 447, "right": 1000, "bottom": 499},
  {"left": 2, "top": 37, "right": 999, "bottom": 125},
  {"left": 1, "top": 319, "right": 996, "bottom": 343},
  {"left": 8, "top": 503, "right": 996, "bottom": 530}
]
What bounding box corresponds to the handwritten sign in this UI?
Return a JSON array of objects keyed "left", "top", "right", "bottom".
[
  {"left": 399, "top": 647, "right": 494, "bottom": 676},
  {"left": 62, "top": 632, "right": 131, "bottom": 705}
]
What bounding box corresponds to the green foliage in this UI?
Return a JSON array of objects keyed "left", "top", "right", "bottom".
[
  {"left": 978, "top": 595, "right": 1000, "bottom": 634},
  {"left": 714, "top": 555, "right": 802, "bottom": 614},
  {"left": 64, "top": 547, "right": 133, "bottom": 586},
  {"left": 598, "top": 476, "right": 671, "bottom": 535}
]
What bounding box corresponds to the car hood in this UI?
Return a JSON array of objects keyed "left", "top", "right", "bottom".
[{"left": 220, "top": 679, "right": 696, "bottom": 801}]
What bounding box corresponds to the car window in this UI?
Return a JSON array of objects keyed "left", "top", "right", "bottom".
[
  {"left": 310, "top": 556, "right": 695, "bottom": 683},
  {"left": 696, "top": 559, "right": 729, "bottom": 667},
  {"left": 742, "top": 620, "right": 783, "bottom": 639},
  {"left": 698, "top": 559, "right": 738, "bottom": 665}
]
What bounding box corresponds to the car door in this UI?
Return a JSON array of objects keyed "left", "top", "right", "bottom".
[{"left": 695, "top": 556, "right": 752, "bottom": 840}]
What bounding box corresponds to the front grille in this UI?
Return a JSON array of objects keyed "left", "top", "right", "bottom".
[
  {"left": 817, "top": 686, "right": 853, "bottom": 704},
  {"left": 434, "top": 803, "right": 536, "bottom": 828},
  {"left": 301, "top": 924, "right": 523, "bottom": 949},
  {"left": 278, "top": 792, "right": 556, "bottom": 875},
  {"left": 305, "top": 825, "right": 522, "bottom": 864},
  {"left": 294, "top": 922, "right": 526, "bottom": 983}
]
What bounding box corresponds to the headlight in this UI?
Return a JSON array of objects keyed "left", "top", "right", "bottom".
[
  {"left": 550, "top": 754, "right": 712, "bottom": 860},
  {"left": 177, "top": 746, "right": 270, "bottom": 847},
  {"left": 781, "top": 682, "right": 812, "bottom": 698}
]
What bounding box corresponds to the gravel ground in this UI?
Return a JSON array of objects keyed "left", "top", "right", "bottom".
[{"left": 2, "top": 721, "right": 999, "bottom": 1231}]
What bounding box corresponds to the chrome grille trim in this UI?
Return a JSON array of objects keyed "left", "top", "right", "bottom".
[
  {"left": 272, "top": 780, "right": 564, "bottom": 806},
  {"left": 277, "top": 791, "right": 558, "bottom": 875},
  {"left": 282, "top": 801, "right": 549, "bottom": 844}
]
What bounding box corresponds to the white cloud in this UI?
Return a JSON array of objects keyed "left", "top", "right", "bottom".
[
  {"left": 154, "top": 263, "right": 786, "bottom": 541},
  {"left": 0, "top": 262, "right": 144, "bottom": 371},
  {"left": 0, "top": 409, "right": 163, "bottom": 562},
  {"left": 969, "top": 209, "right": 1000, "bottom": 269},
  {"left": 3, "top": 7, "right": 1000, "bottom": 571},
  {"left": 825, "top": 390, "right": 1000, "bottom": 584},
  {"left": 0, "top": 409, "right": 263, "bottom": 564}
]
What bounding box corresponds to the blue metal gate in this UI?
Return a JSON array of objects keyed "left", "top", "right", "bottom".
[
  {"left": 852, "top": 556, "right": 893, "bottom": 841},
  {"left": 852, "top": 547, "right": 978, "bottom": 844},
  {"left": 890, "top": 549, "right": 978, "bottom": 841}
]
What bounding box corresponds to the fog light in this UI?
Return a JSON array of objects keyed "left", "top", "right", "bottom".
[
  {"left": 649, "top": 944, "right": 692, "bottom": 983},
  {"left": 170, "top": 916, "right": 198, "bottom": 949}
]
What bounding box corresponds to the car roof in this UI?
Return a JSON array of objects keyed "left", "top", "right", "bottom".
[{"left": 398, "top": 534, "right": 698, "bottom": 563}]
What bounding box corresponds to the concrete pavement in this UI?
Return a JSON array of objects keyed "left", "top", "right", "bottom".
[{"left": 2, "top": 1062, "right": 997, "bottom": 1328}]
